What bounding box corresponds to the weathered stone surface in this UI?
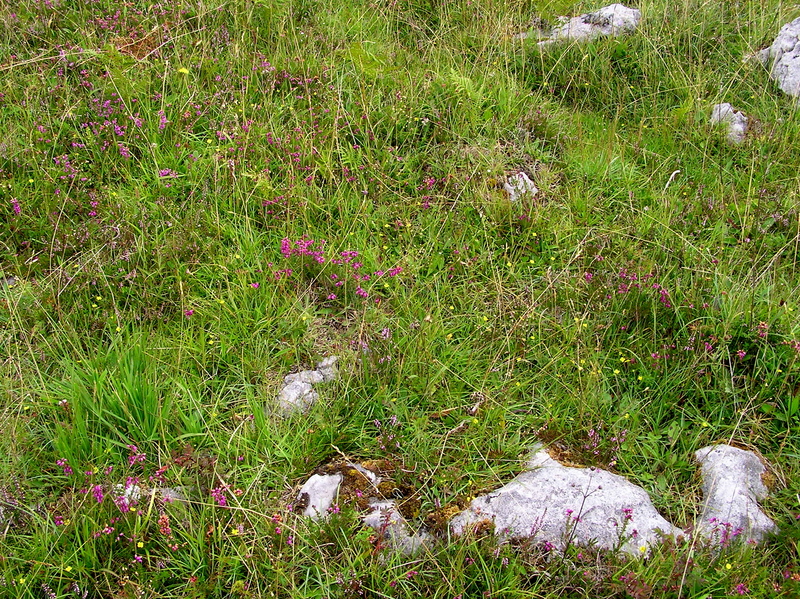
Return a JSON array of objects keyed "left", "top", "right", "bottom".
[
  {"left": 527, "top": 4, "right": 641, "bottom": 45},
  {"left": 504, "top": 172, "right": 538, "bottom": 202},
  {"left": 450, "top": 445, "right": 680, "bottom": 555},
  {"left": 296, "top": 463, "right": 429, "bottom": 555},
  {"left": 296, "top": 473, "right": 344, "bottom": 519},
  {"left": 710, "top": 103, "right": 749, "bottom": 143},
  {"left": 363, "top": 500, "right": 431, "bottom": 555},
  {"left": 695, "top": 445, "right": 777, "bottom": 546},
  {"left": 762, "top": 17, "right": 800, "bottom": 97},
  {"left": 277, "top": 356, "right": 338, "bottom": 415}
]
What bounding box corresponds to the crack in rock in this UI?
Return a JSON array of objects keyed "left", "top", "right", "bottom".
[
  {"left": 694, "top": 445, "right": 777, "bottom": 546},
  {"left": 709, "top": 103, "right": 749, "bottom": 144},
  {"left": 276, "top": 356, "right": 338, "bottom": 416}
]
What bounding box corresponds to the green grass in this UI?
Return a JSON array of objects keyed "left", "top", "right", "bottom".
[{"left": 1, "top": 0, "right": 799, "bottom": 596}]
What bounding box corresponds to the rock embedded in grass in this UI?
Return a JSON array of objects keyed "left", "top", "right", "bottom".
[
  {"left": 523, "top": 4, "right": 641, "bottom": 45},
  {"left": 694, "top": 444, "right": 777, "bottom": 546},
  {"left": 363, "top": 500, "right": 431, "bottom": 555},
  {"left": 504, "top": 172, "right": 538, "bottom": 202},
  {"left": 709, "top": 103, "right": 749, "bottom": 144},
  {"left": 760, "top": 17, "right": 800, "bottom": 98},
  {"left": 296, "top": 471, "right": 346, "bottom": 518},
  {"left": 450, "top": 444, "right": 681, "bottom": 555},
  {"left": 296, "top": 461, "right": 430, "bottom": 554},
  {"left": 276, "top": 356, "right": 338, "bottom": 416}
]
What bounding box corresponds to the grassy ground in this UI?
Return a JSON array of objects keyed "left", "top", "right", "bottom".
[{"left": 1, "top": 0, "right": 799, "bottom": 596}]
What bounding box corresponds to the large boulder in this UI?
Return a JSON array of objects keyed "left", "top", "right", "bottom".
[{"left": 450, "top": 445, "right": 681, "bottom": 555}]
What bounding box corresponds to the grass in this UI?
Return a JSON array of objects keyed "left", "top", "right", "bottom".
[{"left": 1, "top": 0, "right": 799, "bottom": 596}]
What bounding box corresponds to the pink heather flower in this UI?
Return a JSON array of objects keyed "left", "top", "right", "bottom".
[
  {"left": 326, "top": 294, "right": 337, "bottom": 300},
  {"left": 92, "top": 485, "right": 104, "bottom": 503},
  {"left": 56, "top": 458, "right": 73, "bottom": 475},
  {"left": 10, "top": 198, "right": 20, "bottom": 215},
  {"left": 250, "top": 283, "right": 259, "bottom": 288},
  {"left": 211, "top": 487, "right": 228, "bottom": 507},
  {"left": 126, "top": 445, "right": 146, "bottom": 466},
  {"left": 184, "top": 309, "right": 194, "bottom": 318},
  {"left": 736, "top": 349, "right": 746, "bottom": 359}
]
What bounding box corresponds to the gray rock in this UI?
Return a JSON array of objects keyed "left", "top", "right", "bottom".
[
  {"left": 297, "top": 462, "right": 379, "bottom": 519},
  {"left": 710, "top": 103, "right": 749, "bottom": 143},
  {"left": 296, "top": 473, "right": 344, "bottom": 519},
  {"left": 528, "top": 4, "right": 641, "bottom": 45},
  {"left": 363, "top": 500, "right": 431, "bottom": 555},
  {"left": 0, "top": 276, "right": 16, "bottom": 288},
  {"left": 761, "top": 17, "right": 800, "bottom": 97},
  {"left": 296, "top": 464, "right": 429, "bottom": 555},
  {"left": 695, "top": 445, "right": 777, "bottom": 546},
  {"left": 277, "top": 356, "right": 338, "bottom": 415},
  {"left": 450, "top": 445, "right": 680, "bottom": 555},
  {"left": 503, "top": 172, "right": 538, "bottom": 202}
]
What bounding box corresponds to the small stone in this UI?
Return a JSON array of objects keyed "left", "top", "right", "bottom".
[
  {"left": 761, "top": 17, "right": 800, "bottom": 98},
  {"left": 363, "top": 500, "right": 430, "bottom": 555},
  {"left": 532, "top": 4, "right": 641, "bottom": 45},
  {"left": 276, "top": 356, "right": 338, "bottom": 416},
  {"left": 450, "top": 445, "right": 680, "bottom": 555},
  {"left": 296, "top": 473, "right": 343, "bottom": 519},
  {"left": 0, "top": 277, "right": 16, "bottom": 288},
  {"left": 710, "top": 103, "right": 749, "bottom": 144},
  {"left": 695, "top": 445, "right": 777, "bottom": 546},
  {"left": 503, "top": 172, "right": 538, "bottom": 202}
]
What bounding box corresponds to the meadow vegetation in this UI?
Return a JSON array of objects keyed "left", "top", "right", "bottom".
[{"left": 1, "top": 0, "right": 799, "bottom": 596}]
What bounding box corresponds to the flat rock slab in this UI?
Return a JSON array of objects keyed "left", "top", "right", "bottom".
[
  {"left": 710, "top": 103, "right": 749, "bottom": 143},
  {"left": 762, "top": 17, "right": 800, "bottom": 97},
  {"left": 450, "top": 445, "right": 680, "bottom": 555},
  {"left": 695, "top": 445, "right": 777, "bottom": 546},
  {"left": 527, "top": 4, "right": 641, "bottom": 45},
  {"left": 277, "top": 356, "right": 338, "bottom": 416}
]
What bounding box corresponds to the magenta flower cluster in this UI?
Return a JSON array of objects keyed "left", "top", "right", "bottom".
[{"left": 277, "top": 237, "right": 402, "bottom": 301}]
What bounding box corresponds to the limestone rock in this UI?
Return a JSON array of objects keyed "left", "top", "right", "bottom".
[
  {"left": 450, "top": 445, "right": 680, "bottom": 555},
  {"left": 762, "top": 17, "right": 800, "bottom": 97},
  {"left": 363, "top": 500, "right": 431, "bottom": 555},
  {"left": 695, "top": 445, "right": 777, "bottom": 546},
  {"left": 529, "top": 4, "right": 641, "bottom": 45},
  {"left": 710, "top": 103, "right": 749, "bottom": 143},
  {"left": 503, "top": 172, "right": 538, "bottom": 202},
  {"left": 277, "top": 356, "right": 338, "bottom": 415},
  {"left": 296, "top": 463, "right": 429, "bottom": 555},
  {"left": 296, "top": 472, "right": 344, "bottom": 519}
]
